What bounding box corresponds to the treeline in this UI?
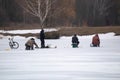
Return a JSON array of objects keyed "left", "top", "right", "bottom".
[
  {"left": 0, "top": 0, "right": 120, "bottom": 27},
  {"left": 76, "top": 0, "right": 120, "bottom": 26}
]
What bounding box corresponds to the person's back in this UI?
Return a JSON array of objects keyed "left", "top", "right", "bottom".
[
  {"left": 92, "top": 34, "right": 100, "bottom": 47},
  {"left": 26, "top": 39, "right": 34, "bottom": 46},
  {"left": 72, "top": 34, "right": 79, "bottom": 48},
  {"left": 25, "top": 38, "right": 38, "bottom": 50}
]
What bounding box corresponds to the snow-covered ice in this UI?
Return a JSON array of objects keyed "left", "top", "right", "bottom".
[{"left": 0, "top": 30, "right": 120, "bottom": 80}]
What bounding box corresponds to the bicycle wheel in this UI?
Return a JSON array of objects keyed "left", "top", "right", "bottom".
[
  {"left": 9, "top": 42, "right": 13, "bottom": 49},
  {"left": 12, "top": 42, "right": 19, "bottom": 49}
]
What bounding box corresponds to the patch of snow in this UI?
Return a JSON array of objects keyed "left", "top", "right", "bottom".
[
  {"left": 0, "top": 28, "right": 58, "bottom": 34},
  {"left": 0, "top": 30, "right": 120, "bottom": 80}
]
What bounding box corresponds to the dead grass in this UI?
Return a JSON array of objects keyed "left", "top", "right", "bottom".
[
  {"left": 0, "top": 26, "right": 120, "bottom": 39},
  {"left": 58, "top": 26, "right": 120, "bottom": 36},
  {"left": 0, "top": 24, "right": 42, "bottom": 30}
]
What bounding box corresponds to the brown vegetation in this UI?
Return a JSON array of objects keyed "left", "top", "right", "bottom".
[
  {"left": 59, "top": 26, "right": 120, "bottom": 36},
  {"left": 0, "top": 26, "right": 120, "bottom": 39}
]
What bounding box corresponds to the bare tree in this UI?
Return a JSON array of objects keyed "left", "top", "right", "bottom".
[
  {"left": 19, "top": 0, "right": 57, "bottom": 28},
  {"left": 93, "top": 0, "right": 113, "bottom": 16},
  {"left": 76, "top": 0, "right": 115, "bottom": 26},
  {"left": 93, "top": 0, "right": 114, "bottom": 25}
]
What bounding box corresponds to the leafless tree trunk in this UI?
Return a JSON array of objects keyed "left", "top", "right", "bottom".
[
  {"left": 93, "top": 0, "right": 113, "bottom": 16},
  {"left": 20, "top": 0, "right": 57, "bottom": 28},
  {"left": 92, "top": 0, "right": 113, "bottom": 25}
]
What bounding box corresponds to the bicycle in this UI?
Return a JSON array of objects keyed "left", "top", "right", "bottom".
[{"left": 8, "top": 37, "right": 19, "bottom": 49}]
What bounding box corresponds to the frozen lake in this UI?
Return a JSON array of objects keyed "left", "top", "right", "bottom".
[{"left": 0, "top": 32, "right": 120, "bottom": 80}]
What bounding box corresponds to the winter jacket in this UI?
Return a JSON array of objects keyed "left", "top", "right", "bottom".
[
  {"left": 92, "top": 34, "right": 100, "bottom": 46},
  {"left": 25, "top": 39, "right": 38, "bottom": 47},
  {"left": 72, "top": 35, "right": 79, "bottom": 44},
  {"left": 40, "top": 29, "right": 45, "bottom": 48},
  {"left": 40, "top": 29, "right": 45, "bottom": 41}
]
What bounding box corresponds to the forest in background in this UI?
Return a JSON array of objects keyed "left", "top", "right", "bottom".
[{"left": 0, "top": 0, "right": 120, "bottom": 28}]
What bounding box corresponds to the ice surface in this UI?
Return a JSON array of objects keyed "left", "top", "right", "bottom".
[{"left": 0, "top": 31, "right": 120, "bottom": 80}]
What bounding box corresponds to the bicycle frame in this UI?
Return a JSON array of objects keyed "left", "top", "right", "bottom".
[
  {"left": 9, "top": 37, "right": 14, "bottom": 44},
  {"left": 8, "top": 37, "right": 19, "bottom": 49}
]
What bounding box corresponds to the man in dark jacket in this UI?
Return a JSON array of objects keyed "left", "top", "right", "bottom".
[
  {"left": 92, "top": 34, "right": 100, "bottom": 47},
  {"left": 40, "top": 29, "right": 45, "bottom": 48},
  {"left": 72, "top": 34, "right": 79, "bottom": 47}
]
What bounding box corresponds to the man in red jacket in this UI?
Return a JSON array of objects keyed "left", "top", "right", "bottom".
[{"left": 92, "top": 34, "right": 100, "bottom": 47}]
